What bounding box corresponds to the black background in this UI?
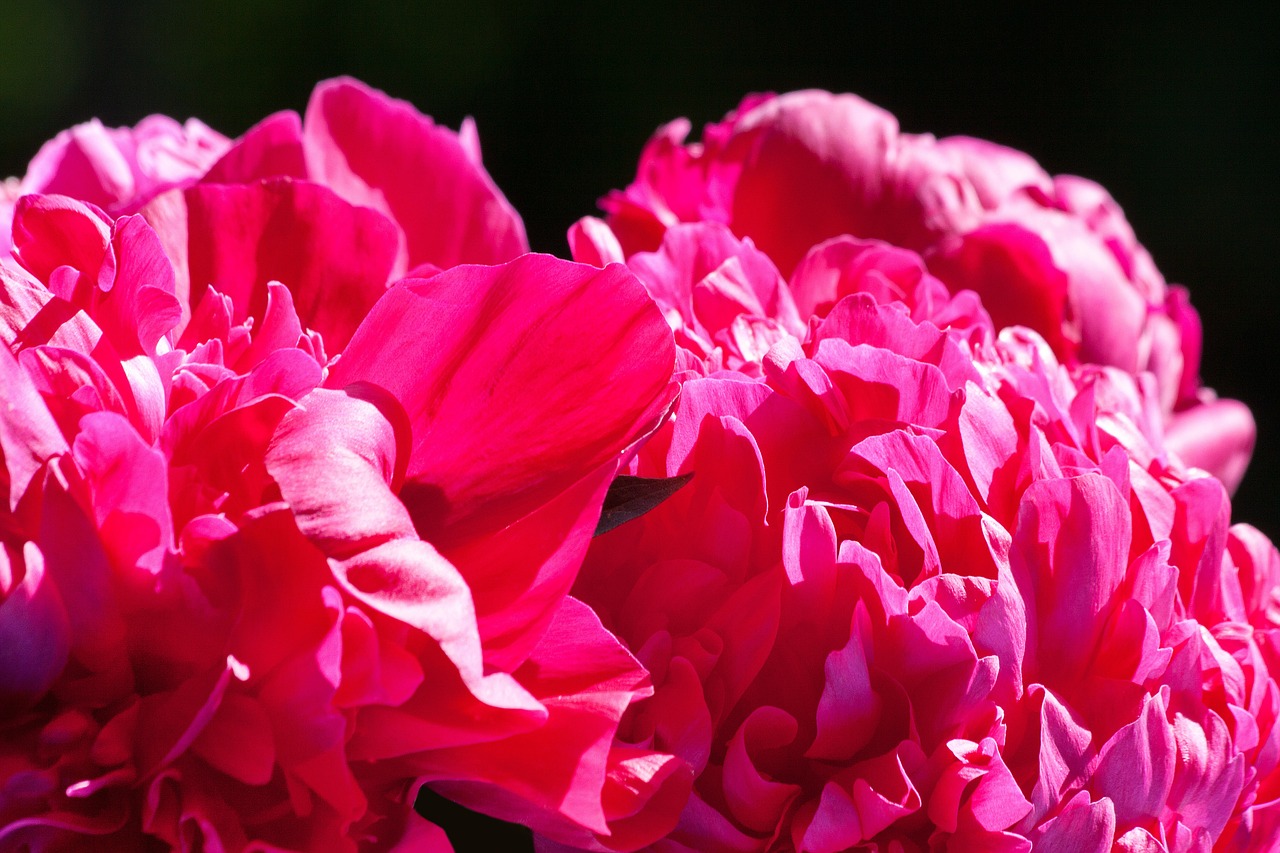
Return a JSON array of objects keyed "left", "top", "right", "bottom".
[{"left": 2, "top": 1, "right": 1275, "bottom": 847}]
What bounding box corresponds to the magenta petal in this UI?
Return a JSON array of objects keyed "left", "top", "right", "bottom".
[
  {"left": 135, "top": 654, "right": 244, "bottom": 777},
  {"left": 182, "top": 178, "right": 399, "bottom": 353},
  {"left": 1167, "top": 711, "right": 1246, "bottom": 840},
  {"left": 1026, "top": 789, "right": 1115, "bottom": 853},
  {"left": 71, "top": 411, "right": 173, "bottom": 576},
  {"left": 418, "top": 598, "right": 655, "bottom": 839},
  {"left": 303, "top": 76, "right": 528, "bottom": 271},
  {"left": 23, "top": 119, "right": 140, "bottom": 210},
  {"left": 806, "top": 617, "right": 880, "bottom": 762},
  {"left": 329, "top": 255, "right": 675, "bottom": 544},
  {"left": 190, "top": 693, "right": 276, "bottom": 786},
  {"left": 929, "top": 223, "right": 1075, "bottom": 357},
  {"left": 568, "top": 216, "right": 626, "bottom": 267},
  {"left": 267, "top": 386, "right": 414, "bottom": 554},
  {"left": 722, "top": 706, "right": 801, "bottom": 833},
  {"left": 201, "top": 110, "right": 307, "bottom": 184},
  {"left": 266, "top": 386, "right": 486, "bottom": 682},
  {"left": 446, "top": 461, "right": 615, "bottom": 672},
  {"left": 75, "top": 214, "right": 182, "bottom": 368},
  {"left": 1024, "top": 685, "right": 1095, "bottom": 822},
  {"left": 1091, "top": 690, "right": 1176, "bottom": 828},
  {"left": 382, "top": 811, "right": 455, "bottom": 853},
  {"left": 9, "top": 194, "right": 112, "bottom": 291},
  {"left": 730, "top": 90, "right": 900, "bottom": 276},
  {"left": 1010, "top": 472, "right": 1130, "bottom": 685}
]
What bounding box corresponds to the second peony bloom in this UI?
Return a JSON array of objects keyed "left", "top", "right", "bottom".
[{"left": 575, "top": 89, "right": 1255, "bottom": 493}]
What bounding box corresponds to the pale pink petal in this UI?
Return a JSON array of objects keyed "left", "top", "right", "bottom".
[{"left": 1165, "top": 398, "right": 1255, "bottom": 494}]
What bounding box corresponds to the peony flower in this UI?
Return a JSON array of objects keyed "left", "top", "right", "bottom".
[
  {"left": 0, "top": 79, "right": 687, "bottom": 851},
  {"left": 560, "top": 287, "right": 1280, "bottom": 851},
  {"left": 576, "top": 90, "right": 1254, "bottom": 492}
]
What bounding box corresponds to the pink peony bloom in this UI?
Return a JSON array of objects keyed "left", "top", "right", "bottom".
[
  {"left": 579, "top": 90, "right": 1254, "bottom": 492},
  {"left": 0, "top": 79, "right": 686, "bottom": 850},
  {"left": 561, "top": 288, "right": 1280, "bottom": 851}
]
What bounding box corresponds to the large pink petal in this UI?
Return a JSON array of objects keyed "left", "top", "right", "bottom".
[
  {"left": 201, "top": 110, "right": 307, "bottom": 185},
  {"left": 303, "top": 77, "right": 527, "bottom": 272},
  {"left": 416, "top": 598, "right": 658, "bottom": 842},
  {"left": 445, "top": 461, "right": 615, "bottom": 672},
  {"left": 729, "top": 91, "right": 901, "bottom": 276},
  {"left": 328, "top": 255, "right": 674, "bottom": 546}
]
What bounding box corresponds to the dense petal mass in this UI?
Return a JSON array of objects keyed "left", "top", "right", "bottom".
[
  {"left": 565, "top": 274, "right": 1280, "bottom": 851},
  {"left": 593, "top": 88, "right": 1254, "bottom": 492}
]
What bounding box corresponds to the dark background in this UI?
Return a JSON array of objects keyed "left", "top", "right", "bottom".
[{"left": 2, "top": 1, "right": 1275, "bottom": 846}]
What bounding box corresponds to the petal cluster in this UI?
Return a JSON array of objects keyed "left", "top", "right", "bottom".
[
  {"left": 565, "top": 268, "right": 1280, "bottom": 849},
  {"left": 0, "top": 80, "right": 684, "bottom": 851},
  {"left": 581, "top": 90, "right": 1254, "bottom": 491}
]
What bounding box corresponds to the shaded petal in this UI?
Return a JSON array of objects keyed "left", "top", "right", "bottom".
[
  {"left": 1091, "top": 690, "right": 1176, "bottom": 828},
  {"left": 0, "top": 344, "right": 68, "bottom": 512},
  {"left": 0, "top": 542, "right": 71, "bottom": 709}
]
